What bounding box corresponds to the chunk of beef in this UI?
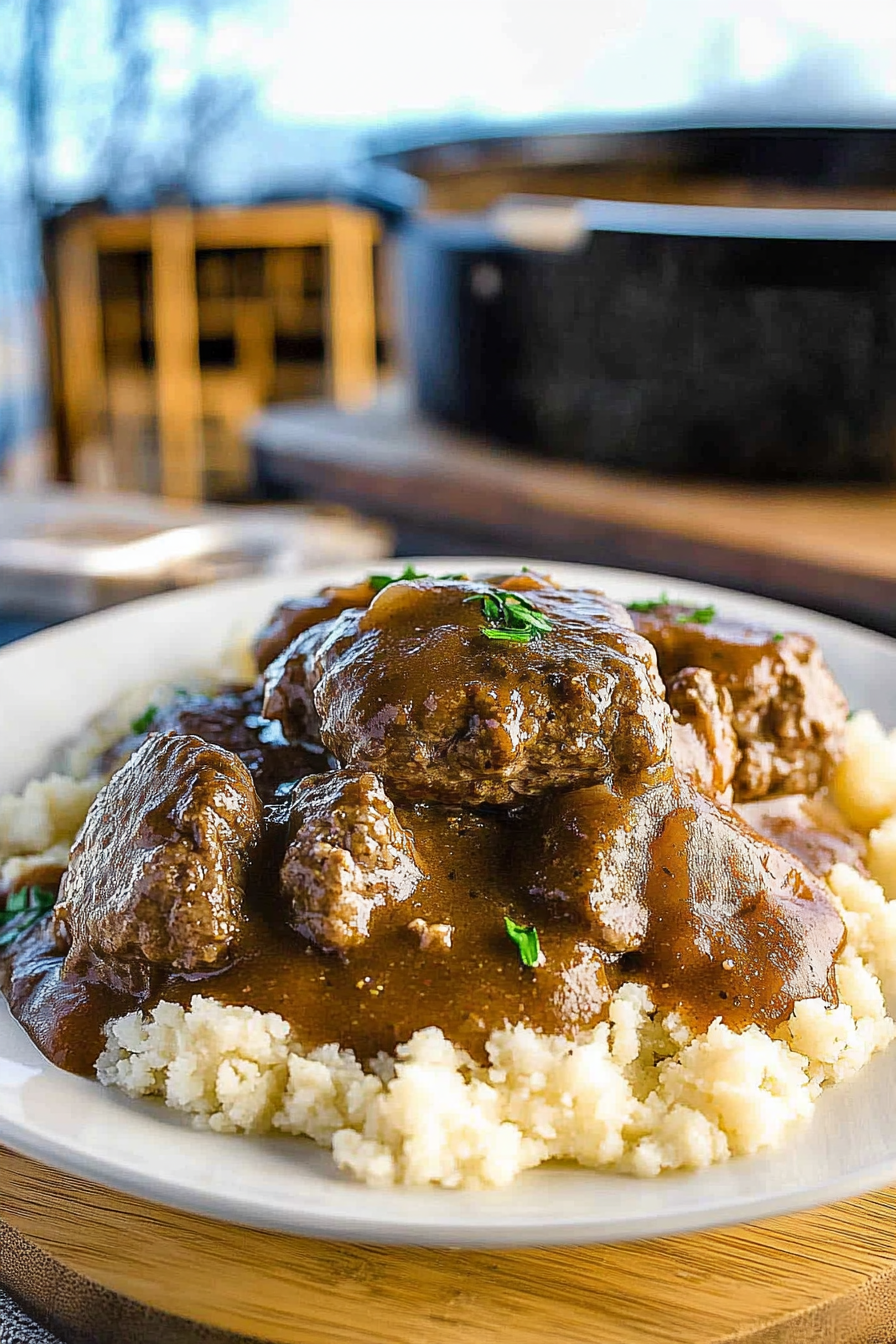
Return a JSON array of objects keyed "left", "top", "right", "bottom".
[
  {"left": 264, "top": 574, "right": 672, "bottom": 807},
  {"left": 100, "top": 686, "right": 324, "bottom": 804},
  {"left": 667, "top": 667, "right": 739, "bottom": 800},
  {"left": 530, "top": 782, "right": 655, "bottom": 952},
  {"left": 529, "top": 772, "right": 845, "bottom": 1030},
  {"left": 281, "top": 768, "right": 422, "bottom": 951},
  {"left": 56, "top": 733, "right": 263, "bottom": 995},
  {"left": 737, "top": 793, "right": 867, "bottom": 877},
  {"left": 630, "top": 604, "right": 848, "bottom": 801},
  {"left": 253, "top": 580, "right": 377, "bottom": 671}
]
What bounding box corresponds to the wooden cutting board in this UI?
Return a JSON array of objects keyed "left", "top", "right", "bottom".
[{"left": 2, "top": 1146, "right": 896, "bottom": 1344}]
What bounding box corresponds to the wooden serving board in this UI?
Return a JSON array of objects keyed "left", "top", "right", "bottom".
[{"left": 2, "top": 1147, "right": 896, "bottom": 1344}]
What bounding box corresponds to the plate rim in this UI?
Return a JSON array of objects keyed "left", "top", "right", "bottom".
[{"left": 3, "top": 1085, "right": 896, "bottom": 1247}]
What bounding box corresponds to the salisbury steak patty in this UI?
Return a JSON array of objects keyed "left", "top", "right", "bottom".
[
  {"left": 281, "top": 768, "right": 423, "bottom": 952},
  {"left": 631, "top": 604, "right": 848, "bottom": 801},
  {"left": 264, "top": 574, "right": 672, "bottom": 806},
  {"left": 56, "top": 733, "right": 263, "bottom": 995}
]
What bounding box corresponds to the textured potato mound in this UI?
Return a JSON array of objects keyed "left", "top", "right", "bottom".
[
  {"left": 831, "top": 712, "right": 896, "bottom": 832},
  {"left": 97, "top": 918, "right": 895, "bottom": 1189},
  {"left": 9, "top": 683, "right": 896, "bottom": 1190},
  {"left": 0, "top": 775, "right": 101, "bottom": 866}
]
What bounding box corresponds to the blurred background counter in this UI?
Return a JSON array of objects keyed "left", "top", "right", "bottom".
[
  {"left": 250, "top": 389, "right": 896, "bottom": 635},
  {"left": 7, "top": 2, "right": 896, "bottom": 638}
]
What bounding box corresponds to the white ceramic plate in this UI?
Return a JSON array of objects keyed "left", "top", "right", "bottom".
[{"left": 1, "top": 557, "right": 895, "bottom": 1248}]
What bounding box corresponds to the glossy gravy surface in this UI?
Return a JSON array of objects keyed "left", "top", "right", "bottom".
[
  {"left": 1, "top": 783, "right": 845, "bottom": 1073},
  {"left": 0, "top": 581, "right": 851, "bottom": 1077}
]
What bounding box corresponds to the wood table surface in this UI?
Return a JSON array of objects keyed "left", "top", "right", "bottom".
[
  {"left": 249, "top": 391, "right": 896, "bottom": 635},
  {"left": 3, "top": 1143, "right": 896, "bottom": 1344}
]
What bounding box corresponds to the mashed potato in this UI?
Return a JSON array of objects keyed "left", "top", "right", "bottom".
[
  {"left": 831, "top": 711, "right": 896, "bottom": 832},
  {"left": 8, "top": 695, "right": 896, "bottom": 1189},
  {"left": 95, "top": 912, "right": 895, "bottom": 1189},
  {"left": 0, "top": 775, "right": 101, "bottom": 887}
]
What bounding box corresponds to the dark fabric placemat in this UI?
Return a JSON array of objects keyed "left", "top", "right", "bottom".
[{"left": 0, "top": 1288, "right": 61, "bottom": 1344}]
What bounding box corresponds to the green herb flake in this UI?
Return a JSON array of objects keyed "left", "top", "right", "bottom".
[
  {"left": 675, "top": 604, "right": 716, "bottom": 626},
  {"left": 481, "top": 594, "right": 502, "bottom": 623},
  {"left": 4, "top": 888, "right": 30, "bottom": 914},
  {"left": 626, "top": 592, "right": 670, "bottom": 614},
  {"left": 0, "top": 885, "right": 56, "bottom": 949},
  {"left": 504, "top": 595, "right": 552, "bottom": 633},
  {"left": 368, "top": 565, "right": 430, "bottom": 593},
  {"left": 130, "top": 704, "right": 157, "bottom": 735},
  {"left": 772, "top": 632, "right": 785, "bottom": 643},
  {"left": 464, "top": 588, "right": 553, "bottom": 645},
  {"left": 369, "top": 566, "right": 471, "bottom": 593},
  {"left": 482, "top": 628, "right": 532, "bottom": 642},
  {"left": 504, "top": 916, "right": 543, "bottom": 968}
]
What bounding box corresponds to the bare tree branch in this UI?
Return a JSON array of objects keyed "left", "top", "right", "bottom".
[
  {"left": 102, "top": 0, "right": 153, "bottom": 198},
  {"left": 19, "top": 0, "right": 58, "bottom": 212}
]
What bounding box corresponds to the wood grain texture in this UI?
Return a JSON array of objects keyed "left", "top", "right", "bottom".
[
  {"left": 151, "top": 206, "right": 205, "bottom": 502},
  {"left": 2, "top": 1146, "right": 896, "bottom": 1344},
  {"left": 0, "top": 1218, "right": 256, "bottom": 1344},
  {"left": 54, "top": 218, "right": 106, "bottom": 485},
  {"left": 248, "top": 394, "right": 896, "bottom": 584},
  {"left": 248, "top": 393, "right": 896, "bottom": 638},
  {"left": 326, "top": 206, "right": 379, "bottom": 409}
]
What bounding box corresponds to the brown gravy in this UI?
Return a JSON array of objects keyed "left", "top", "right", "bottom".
[
  {"left": 737, "top": 794, "right": 867, "bottom": 878},
  {"left": 0, "top": 581, "right": 851, "bottom": 1078},
  {"left": 1, "top": 785, "right": 845, "bottom": 1073}
]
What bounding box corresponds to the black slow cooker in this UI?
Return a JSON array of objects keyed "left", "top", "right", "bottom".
[{"left": 385, "top": 124, "right": 896, "bottom": 482}]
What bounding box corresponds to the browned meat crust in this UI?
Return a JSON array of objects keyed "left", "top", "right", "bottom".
[
  {"left": 253, "top": 580, "right": 377, "bottom": 671},
  {"left": 667, "top": 666, "right": 739, "bottom": 800},
  {"left": 631, "top": 605, "right": 848, "bottom": 801},
  {"left": 281, "top": 768, "right": 422, "bottom": 951},
  {"left": 264, "top": 575, "right": 672, "bottom": 806},
  {"left": 530, "top": 773, "right": 845, "bottom": 1030},
  {"left": 56, "top": 733, "right": 263, "bottom": 995},
  {"left": 99, "top": 687, "right": 325, "bottom": 804}
]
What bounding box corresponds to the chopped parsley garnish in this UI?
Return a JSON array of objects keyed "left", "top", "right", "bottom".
[
  {"left": 675, "top": 605, "right": 716, "bottom": 626},
  {"left": 627, "top": 592, "right": 670, "bottom": 613},
  {"left": 478, "top": 628, "right": 532, "bottom": 643},
  {"left": 0, "top": 886, "right": 56, "bottom": 949},
  {"left": 130, "top": 704, "right": 157, "bottom": 734},
  {"left": 504, "top": 916, "right": 543, "bottom": 968},
  {"left": 627, "top": 595, "right": 716, "bottom": 625},
  {"left": 464, "top": 589, "right": 553, "bottom": 644},
  {"left": 772, "top": 632, "right": 785, "bottom": 643},
  {"left": 368, "top": 565, "right": 430, "bottom": 593},
  {"left": 368, "top": 565, "right": 468, "bottom": 593}
]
